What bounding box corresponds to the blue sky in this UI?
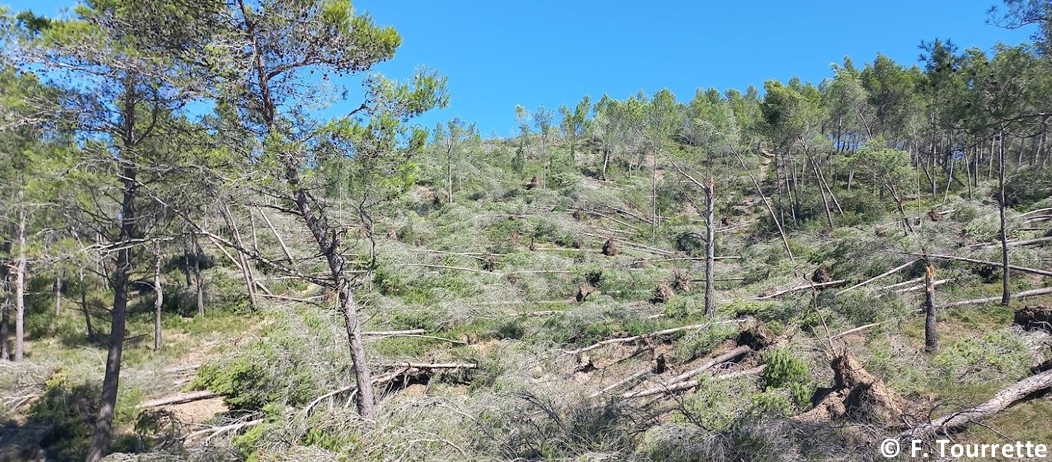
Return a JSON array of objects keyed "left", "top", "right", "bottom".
[{"left": 6, "top": 0, "right": 1037, "bottom": 137}]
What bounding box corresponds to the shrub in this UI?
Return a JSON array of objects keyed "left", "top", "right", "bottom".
[{"left": 761, "top": 348, "right": 813, "bottom": 409}]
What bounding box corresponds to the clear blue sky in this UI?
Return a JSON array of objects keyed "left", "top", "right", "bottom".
[{"left": 6, "top": 0, "right": 1037, "bottom": 137}]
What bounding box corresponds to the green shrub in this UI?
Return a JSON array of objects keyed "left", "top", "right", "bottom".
[{"left": 761, "top": 348, "right": 813, "bottom": 409}]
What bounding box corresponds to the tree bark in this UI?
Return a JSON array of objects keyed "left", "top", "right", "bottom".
[
  {"left": 923, "top": 263, "right": 937, "bottom": 353},
  {"left": 85, "top": 163, "right": 137, "bottom": 462},
  {"left": 998, "top": 128, "right": 1011, "bottom": 306}
]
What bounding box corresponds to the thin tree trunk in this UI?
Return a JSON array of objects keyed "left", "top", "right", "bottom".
[
  {"left": 256, "top": 207, "right": 294, "bottom": 263},
  {"left": 998, "top": 128, "right": 1011, "bottom": 306},
  {"left": 732, "top": 149, "right": 794, "bottom": 262},
  {"left": 704, "top": 177, "right": 715, "bottom": 318},
  {"left": 80, "top": 268, "right": 94, "bottom": 339},
  {"left": 1, "top": 276, "right": 9, "bottom": 361},
  {"left": 14, "top": 208, "right": 26, "bottom": 362},
  {"left": 651, "top": 152, "right": 658, "bottom": 238},
  {"left": 221, "top": 204, "right": 257, "bottom": 310},
  {"left": 153, "top": 245, "right": 163, "bottom": 351},
  {"left": 923, "top": 263, "right": 937, "bottom": 353},
  {"left": 85, "top": 163, "right": 136, "bottom": 462},
  {"left": 809, "top": 154, "right": 835, "bottom": 229},
  {"left": 54, "top": 272, "right": 62, "bottom": 316}
]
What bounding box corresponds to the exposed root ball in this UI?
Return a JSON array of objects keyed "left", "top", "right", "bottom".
[
  {"left": 651, "top": 282, "right": 674, "bottom": 304},
  {"left": 795, "top": 352, "right": 910, "bottom": 426},
  {"left": 671, "top": 269, "right": 691, "bottom": 292},
  {"left": 1015, "top": 305, "right": 1052, "bottom": 333}
]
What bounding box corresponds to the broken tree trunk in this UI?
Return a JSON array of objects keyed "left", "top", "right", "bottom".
[
  {"left": 221, "top": 204, "right": 257, "bottom": 310},
  {"left": 998, "top": 126, "right": 1010, "bottom": 306},
  {"left": 923, "top": 263, "right": 937, "bottom": 353},
  {"left": 704, "top": 176, "right": 716, "bottom": 318},
  {"left": 899, "top": 367, "right": 1052, "bottom": 440}
]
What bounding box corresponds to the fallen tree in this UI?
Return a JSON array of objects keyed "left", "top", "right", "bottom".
[
  {"left": 564, "top": 319, "right": 750, "bottom": 355},
  {"left": 622, "top": 346, "right": 754, "bottom": 398},
  {"left": 940, "top": 287, "right": 1052, "bottom": 309},
  {"left": 918, "top": 253, "right": 1052, "bottom": 277},
  {"left": 837, "top": 260, "right": 919, "bottom": 295},
  {"left": 624, "top": 366, "right": 765, "bottom": 398},
  {"left": 755, "top": 279, "right": 846, "bottom": 300},
  {"left": 899, "top": 367, "right": 1052, "bottom": 440},
  {"left": 139, "top": 390, "right": 218, "bottom": 408}
]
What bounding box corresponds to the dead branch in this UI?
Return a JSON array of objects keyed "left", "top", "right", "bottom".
[
  {"left": 362, "top": 329, "right": 428, "bottom": 336},
  {"left": 183, "top": 418, "right": 262, "bottom": 443}
]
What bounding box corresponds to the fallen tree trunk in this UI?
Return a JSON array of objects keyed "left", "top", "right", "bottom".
[
  {"left": 899, "top": 367, "right": 1052, "bottom": 440},
  {"left": 971, "top": 236, "right": 1052, "bottom": 249},
  {"left": 624, "top": 366, "right": 765, "bottom": 398},
  {"left": 941, "top": 287, "right": 1052, "bottom": 309},
  {"left": 830, "top": 322, "right": 881, "bottom": 340},
  {"left": 837, "top": 260, "right": 919, "bottom": 295},
  {"left": 918, "top": 253, "right": 1052, "bottom": 277},
  {"left": 362, "top": 329, "right": 428, "bottom": 336},
  {"left": 755, "top": 279, "right": 846, "bottom": 300},
  {"left": 565, "top": 319, "right": 750, "bottom": 355},
  {"left": 183, "top": 418, "right": 262, "bottom": 443},
  {"left": 140, "top": 390, "right": 218, "bottom": 408},
  {"left": 659, "top": 345, "right": 752, "bottom": 387}
]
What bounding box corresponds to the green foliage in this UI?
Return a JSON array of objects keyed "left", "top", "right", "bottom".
[
  {"left": 933, "top": 330, "right": 1032, "bottom": 382},
  {"left": 761, "top": 348, "right": 813, "bottom": 409}
]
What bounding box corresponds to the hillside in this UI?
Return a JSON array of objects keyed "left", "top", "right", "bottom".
[{"left": 2, "top": 1, "right": 1052, "bottom": 461}]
